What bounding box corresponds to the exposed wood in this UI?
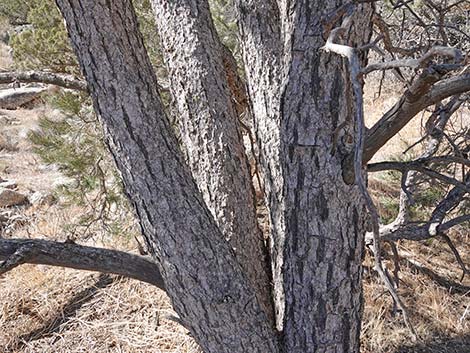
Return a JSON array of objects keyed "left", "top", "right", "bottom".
[
  {"left": 0, "top": 87, "right": 48, "bottom": 109},
  {"left": 0, "top": 238, "right": 165, "bottom": 289},
  {"left": 361, "top": 46, "right": 462, "bottom": 76}
]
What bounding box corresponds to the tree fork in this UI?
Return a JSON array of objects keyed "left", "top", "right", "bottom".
[{"left": 55, "top": 0, "right": 279, "bottom": 352}]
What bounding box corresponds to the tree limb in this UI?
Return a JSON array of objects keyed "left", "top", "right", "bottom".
[
  {"left": 368, "top": 156, "right": 470, "bottom": 173},
  {"left": 362, "top": 71, "right": 470, "bottom": 165},
  {"left": 361, "top": 46, "right": 462, "bottom": 76},
  {"left": 0, "top": 238, "right": 165, "bottom": 290},
  {"left": 0, "top": 71, "right": 88, "bottom": 91}
]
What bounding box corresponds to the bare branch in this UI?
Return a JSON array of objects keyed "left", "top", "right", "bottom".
[
  {"left": 371, "top": 13, "right": 422, "bottom": 56},
  {"left": 361, "top": 46, "right": 462, "bottom": 76},
  {"left": 362, "top": 71, "right": 470, "bottom": 164},
  {"left": 368, "top": 156, "right": 470, "bottom": 172},
  {"left": 0, "top": 71, "right": 88, "bottom": 91},
  {"left": 321, "top": 11, "right": 417, "bottom": 338},
  {"left": 440, "top": 232, "right": 470, "bottom": 281},
  {"left": 0, "top": 238, "right": 165, "bottom": 289}
]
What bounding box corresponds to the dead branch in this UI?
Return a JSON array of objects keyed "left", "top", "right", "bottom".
[
  {"left": 375, "top": 214, "right": 470, "bottom": 242},
  {"left": 402, "top": 252, "right": 470, "bottom": 295},
  {"left": 368, "top": 156, "right": 470, "bottom": 172},
  {"left": 0, "top": 238, "right": 165, "bottom": 290},
  {"left": 0, "top": 71, "right": 88, "bottom": 91},
  {"left": 321, "top": 8, "right": 417, "bottom": 338},
  {"left": 371, "top": 13, "right": 423, "bottom": 56},
  {"left": 0, "top": 87, "right": 49, "bottom": 109},
  {"left": 440, "top": 232, "right": 470, "bottom": 281},
  {"left": 361, "top": 46, "right": 462, "bottom": 76},
  {"left": 362, "top": 71, "right": 470, "bottom": 165}
]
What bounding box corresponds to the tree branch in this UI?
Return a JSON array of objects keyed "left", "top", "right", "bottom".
[
  {"left": 362, "top": 71, "right": 470, "bottom": 165},
  {"left": 368, "top": 156, "right": 470, "bottom": 173},
  {"left": 0, "top": 71, "right": 88, "bottom": 91},
  {"left": 0, "top": 238, "right": 165, "bottom": 290},
  {"left": 361, "top": 46, "right": 462, "bottom": 76}
]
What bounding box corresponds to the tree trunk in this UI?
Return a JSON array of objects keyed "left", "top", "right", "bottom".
[
  {"left": 150, "top": 0, "right": 273, "bottom": 323},
  {"left": 237, "top": 1, "right": 373, "bottom": 351},
  {"left": 55, "top": 1, "right": 279, "bottom": 352},
  {"left": 56, "top": 0, "right": 376, "bottom": 351}
]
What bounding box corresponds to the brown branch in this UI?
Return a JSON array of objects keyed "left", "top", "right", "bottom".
[
  {"left": 440, "top": 232, "right": 470, "bottom": 281},
  {"left": 0, "top": 238, "right": 165, "bottom": 290},
  {"left": 361, "top": 71, "right": 470, "bottom": 166},
  {"left": 368, "top": 157, "right": 470, "bottom": 193},
  {"left": 402, "top": 254, "right": 470, "bottom": 295},
  {"left": 368, "top": 156, "right": 470, "bottom": 172},
  {"left": 377, "top": 214, "right": 470, "bottom": 242},
  {"left": 0, "top": 71, "right": 88, "bottom": 91},
  {"left": 372, "top": 13, "right": 423, "bottom": 57}
]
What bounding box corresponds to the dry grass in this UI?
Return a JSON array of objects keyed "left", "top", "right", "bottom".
[
  {"left": 362, "top": 231, "right": 470, "bottom": 353},
  {"left": 1, "top": 266, "right": 199, "bottom": 353}
]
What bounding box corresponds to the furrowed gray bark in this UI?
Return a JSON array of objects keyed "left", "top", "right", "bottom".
[
  {"left": 0, "top": 238, "right": 164, "bottom": 288},
  {"left": 236, "top": 0, "right": 286, "bottom": 330},
  {"left": 150, "top": 0, "right": 273, "bottom": 323},
  {"left": 278, "top": 4, "right": 372, "bottom": 352},
  {"left": 55, "top": 1, "right": 279, "bottom": 352},
  {"left": 238, "top": 1, "right": 373, "bottom": 351}
]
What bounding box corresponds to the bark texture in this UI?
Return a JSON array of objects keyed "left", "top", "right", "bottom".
[
  {"left": 236, "top": 0, "right": 285, "bottom": 329},
  {"left": 55, "top": 1, "right": 279, "bottom": 352},
  {"left": 238, "top": 1, "right": 373, "bottom": 352},
  {"left": 150, "top": 0, "right": 273, "bottom": 322}
]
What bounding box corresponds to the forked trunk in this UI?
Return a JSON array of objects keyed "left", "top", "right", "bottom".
[
  {"left": 56, "top": 1, "right": 279, "bottom": 352},
  {"left": 57, "top": 0, "right": 374, "bottom": 352}
]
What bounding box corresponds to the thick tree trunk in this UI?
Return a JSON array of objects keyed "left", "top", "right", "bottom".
[
  {"left": 55, "top": 1, "right": 279, "bottom": 352},
  {"left": 238, "top": 1, "right": 373, "bottom": 352},
  {"left": 56, "top": 0, "right": 376, "bottom": 351},
  {"left": 150, "top": 0, "right": 273, "bottom": 323}
]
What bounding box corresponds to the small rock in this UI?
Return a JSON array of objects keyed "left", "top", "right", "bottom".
[
  {"left": 30, "top": 191, "right": 56, "bottom": 206},
  {"left": 0, "top": 181, "right": 17, "bottom": 189},
  {"left": 0, "top": 188, "right": 28, "bottom": 207}
]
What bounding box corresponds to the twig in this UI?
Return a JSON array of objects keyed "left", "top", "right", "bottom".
[{"left": 440, "top": 232, "right": 470, "bottom": 281}]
